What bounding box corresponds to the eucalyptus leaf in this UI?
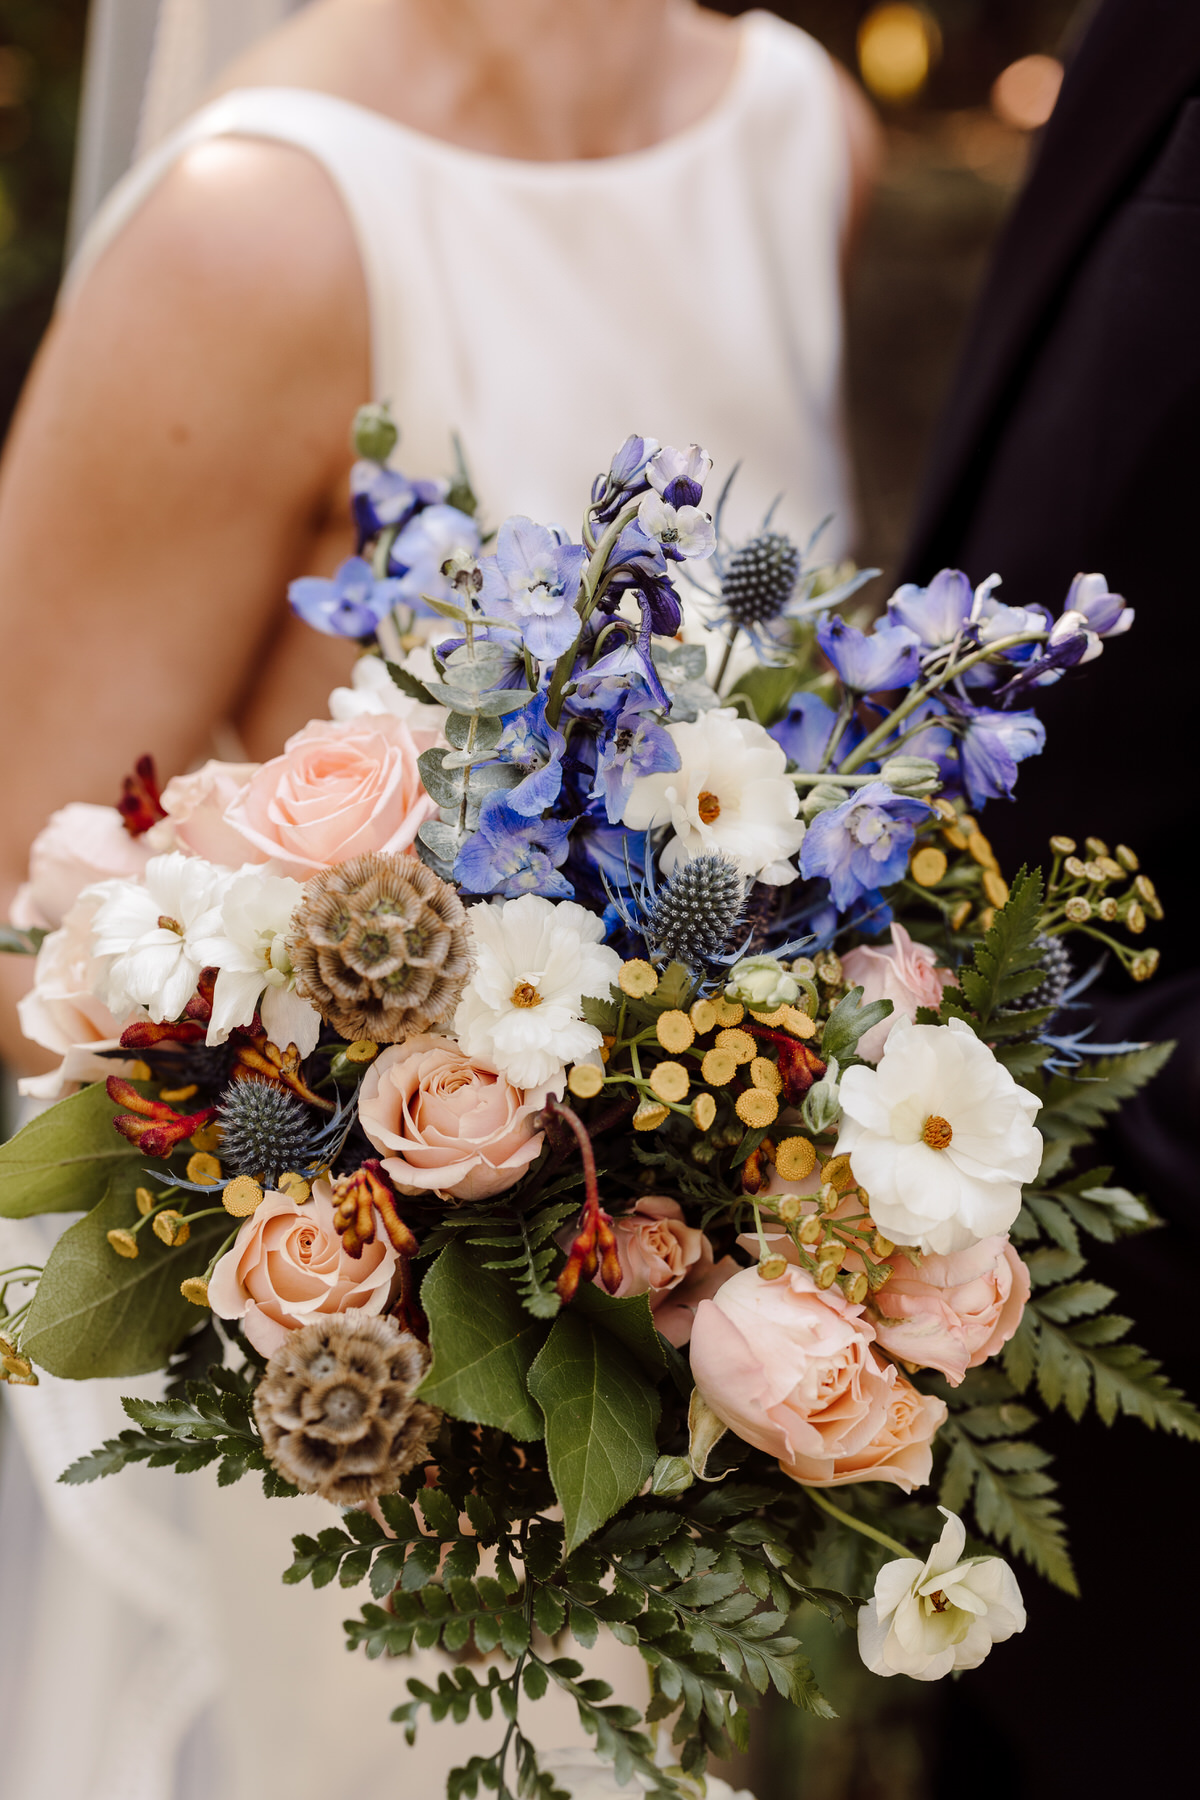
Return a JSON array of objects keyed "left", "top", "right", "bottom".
[
  {"left": 527, "top": 1310, "right": 661, "bottom": 1552},
  {"left": 417, "top": 820, "right": 463, "bottom": 861},
  {"left": 0, "top": 1080, "right": 143, "bottom": 1219},
  {"left": 471, "top": 688, "right": 535, "bottom": 719},
  {"left": 22, "top": 1167, "right": 232, "bottom": 1378},
  {"left": 419, "top": 1239, "right": 548, "bottom": 1439},
  {"left": 417, "top": 748, "right": 466, "bottom": 808},
  {"left": 446, "top": 713, "right": 503, "bottom": 753}
]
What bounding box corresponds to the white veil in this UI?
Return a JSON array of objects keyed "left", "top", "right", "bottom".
[{"left": 68, "top": 0, "right": 310, "bottom": 255}]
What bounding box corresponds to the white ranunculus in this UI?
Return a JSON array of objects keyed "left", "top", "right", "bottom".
[
  {"left": 454, "top": 894, "right": 621, "bottom": 1090},
  {"left": 194, "top": 869, "right": 321, "bottom": 1056},
  {"left": 327, "top": 650, "right": 447, "bottom": 736},
  {"left": 90, "top": 853, "right": 232, "bottom": 1023},
  {"left": 539, "top": 1747, "right": 755, "bottom": 1800},
  {"left": 620, "top": 708, "right": 806, "bottom": 886},
  {"left": 858, "top": 1508, "right": 1026, "bottom": 1680},
  {"left": 836, "top": 1017, "right": 1042, "bottom": 1255}
]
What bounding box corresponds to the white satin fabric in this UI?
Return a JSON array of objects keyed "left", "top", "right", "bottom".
[{"left": 3, "top": 12, "right": 852, "bottom": 1794}]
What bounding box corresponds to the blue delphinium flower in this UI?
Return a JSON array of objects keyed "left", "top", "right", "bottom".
[
  {"left": 593, "top": 691, "right": 680, "bottom": 824},
  {"left": 576, "top": 617, "right": 671, "bottom": 712},
  {"left": 454, "top": 790, "right": 573, "bottom": 899},
  {"left": 887, "top": 568, "right": 973, "bottom": 650},
  {"left": 590, "top": 434, "right": 659, "bottom": 522},
  {"left": 816, "top": 615, "right": 921, "bottom": 694},
  {"left": 350, "top": 462, "right": 445, "bottom": 544},
  {"left": 480, "top": 517, "right": 587, "bottom": 661},
  {"left": 769, "top": 691, "right": 863, "bottom": 772},
  {"left": 1065, "top": 571, "right": 1134, "bottom": 641},
  {"left": 995, "top": 614, "right": 1090, "bottom": 702},
  {"left": 495, "top": 692, "right": 568, "bottom": 817},
  {"left": 388, "top": 504, "right": 481, "bottom": 612},
  {"left": 800, "top": 781, "right": 928, "bottom": 910},
  {"left": 948, "top": 700, "right": 1046, "bottom": 807},
  {"left": 288, "top": 557, "right": 404, "bottom": 638}
]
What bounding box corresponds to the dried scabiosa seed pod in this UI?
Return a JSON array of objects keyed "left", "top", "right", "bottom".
[
  {"left": 253, "top": 1312, "right": 439, "bottom": 1506},
  {"left": 289, "top": 851, "right": 471, "bottom": 1043}
]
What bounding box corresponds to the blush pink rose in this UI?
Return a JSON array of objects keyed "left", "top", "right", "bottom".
[
  {"left": 155, "top": 759, "right": 261, "bottom": 865},
  {"left": 10, "top": 802, "right": 151, "bottom": 931},
  {"left": 841, "top": 923, "right": 958, "bottom": 1063},
  {"left": 602, "top": 1196, "right": 735, "bottom": 1347},
  {"left": 223, "top": 715, "right": 440, "bottom": 878},
  {"left": 690, "top": 1264, "right": 946, "bottom": 1491},
  {"left": 871, "top": 1237, "right": 1031, "bottom": 1385},
  {"left": 358, "top": 1036, "right": 555, "bottom": 1203},
  {"left": 207, "top": 1181, "right": 397, "bottom": 1357}
]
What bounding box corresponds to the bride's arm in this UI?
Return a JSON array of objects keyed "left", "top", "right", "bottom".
[{"left": 0, "top": 138, "right": 368, "bottom": 1063}]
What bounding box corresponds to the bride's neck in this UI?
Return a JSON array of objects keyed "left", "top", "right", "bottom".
[{"left": 226, "top": 0, "right": 739, "bottom": 161}]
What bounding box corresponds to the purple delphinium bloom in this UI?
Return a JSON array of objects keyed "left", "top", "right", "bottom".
[
  {"left": 887, "top": 568, "right": 973, "bottom": 650},
  {"left": 577, "top": 616, "right": 671, "bottom": 712},
  {"left": 593, "top": 693, "right": 681, "bottom": 825},
  {"left": 591, "top": 434, "right": 660, "bottom": 521},
  {"left": 800, "top": 781, "right": 928, "bottom": 911},
  {"left": 995, "top": 615, "right": 1090, "bottom": 703},
  {"left": 1064, "top": 572, "right": 1134, "bottom": 642},
  {"left": 636, "top": 491, "right": 715, "bottom": 562},
  {"left": 453, "top": 791, "right": 573, "bottom": 899},
  {"left": 769, "top": 691, "right": 863, "bottom": 772},
  {"left": 944, "top": 699, "right": 1046, "bottom": 807},
  {"left": 495, "top": 692, "right": 568, "bottom": 818},
  {"left": 350, "top": 462, "right": 446, "bottom": 544},
  {"left": 389, "top": 504, "right": 481, "bottom": 612},
  {"left": 479, "top": 516, "right": 587, "bottom": 662},
  {"left": 288, "top": 557, "right": 404, "bottom": 638},
  {"left": 817, "top": 615, "right": 922, "bottom": 694},
  {"left": 647, "top": 443, "right": 713, "bottom": 505}
]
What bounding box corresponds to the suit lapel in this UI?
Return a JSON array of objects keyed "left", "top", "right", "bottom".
[{"left": 905, "top": 0, "right": 1200, "bottom": 575}]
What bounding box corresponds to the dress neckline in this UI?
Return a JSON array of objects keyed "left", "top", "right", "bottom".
[{"left": 213, "top": 12, "right": 769, "bottom": 182}]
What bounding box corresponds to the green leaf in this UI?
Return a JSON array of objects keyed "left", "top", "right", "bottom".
[
  {"left": 819, "top": 986, "right": 893, "bottom": 1066},
  {"left": 1039, "top": 1042, "right": 1174, "bottom": 1134},
  {"left": 383, "top": 660, "right": 438, "bottom": 705},
  {"left": 0, "top": 1081, "right": 142, "bottom": 1219},
  {"left": 937, "top": 1418, "right": 1077, "bottom": 1595},
  {"left": 0, "top": 921, "right": 47, "bottom": 955},
  {"left": 952, "top": 867, "right": 1045, "bottom": 1023},
  {"left": 527, "top": 1310, "right": 661, "bottom": 1552},
  {"left": 22, "top": 1168, "right": 232, "bottom": 1378},
  {"left": 571, "top": 1285, "right": 668, "bottom": 1378},
  {"left": 419, "top": 1238, "right": 548, "bottom": 1439}
]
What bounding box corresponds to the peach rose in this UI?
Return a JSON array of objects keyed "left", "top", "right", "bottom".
[
  {"left": 207, "top": 1181, "right": 397, "bottom": 1357},
  {"left": 690, "top": 1264, "right": 946, "bottom": 1491},
  {"left": 153, "top": 759, "right": 261, "bottom": 865},
  {"left": 10, "top": 802, "right": 150, "bottom": 931},
  {"left": 841, "top": 923, "right": 958, "bottom": 1063},
  {"left": 602, "top": 1196, "right": 735, "bottom": 1347},
  {"left": 358, "top": 1036, "right": 556, "bottom": 1203},
  {"left": 223, "top": 715, "right": 440, "bottom": 878},
  {"left": 871, "top": 1238, "right": 1031, "bottom": 1386}
]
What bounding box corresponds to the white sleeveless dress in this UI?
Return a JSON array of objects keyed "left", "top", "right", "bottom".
[{"left": 0, "top": 14, "right": 852, "bottom": 1798}]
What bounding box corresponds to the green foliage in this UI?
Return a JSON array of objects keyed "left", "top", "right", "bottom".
[
  {"left": 466, "top": 1200, "right": 577, "bottom": 1320},
  {"left": 818, "top": 986, "right": 893, "bottom": 1067},
  {"left": 953, "top": 867, "right": 1045, "bottom": 1022},
  {"left": 22, "top": 1167, "right": 231, "bottom": 1378},
  {"left": 59, "top": 1365, "right": 294, "bottom": 1495},
  {"left": 0, "top": 1080, "right": 142, "bottom": 1218},
  {"left": 420, "top": 1239, "right": 548, "bottom": 1439},
  {"left": 528, "top": 1311, "right": 661, "bottom": 1552},
  {"left": 0, "top": 921, "right": 46, "bottom": 954}
]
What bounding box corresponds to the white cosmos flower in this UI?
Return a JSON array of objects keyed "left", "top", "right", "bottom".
[
  {"left": 327, "top": 651, "right": 447, "bottom": 737},
  {"left": 621, "top": 708, "right": 806, "bottom": 886},
  {"left": 194, "top": 869, "right": 321, "bottom": 1056},
  {"left": 90, "top": 853, "right": 232, "bottom": 1023},
  {"left": 858, "top": 1508, "right": 1026, "bottom": 1681},
  {"left": 453, "top": 894, "right": 620, "bottom": 1090},
  {"left": 836, "top": 1017, "right": 1042, "bottom": 1255}
]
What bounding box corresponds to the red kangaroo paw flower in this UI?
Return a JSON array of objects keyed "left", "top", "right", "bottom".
[
  {"left": 106, "top": 1077, "right": 216, "bottom": 1156},
  {"left": 117, "top": 755, "right": 167, "bottom": 837}
]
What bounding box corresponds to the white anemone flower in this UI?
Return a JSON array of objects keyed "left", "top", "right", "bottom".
[
  {"left": 195, "top": 869, "right": 321, "bottom": 1055},
  {"left": 836, "top": 1017, "right": 1042, "bottom": 1255},
  {"left": 858, "top": 1508, "right": 1026, "bottom": 1681},
  {"left": 327, "top": 652, "right": 447, "bottom": 737},
  {"left": 621, "top": 707, "right": 806, "bottom": 886},
  {"left": 90, "top": 853, "right": 231, "bottom": 1023},
  {"left": 453, "top": 895, "right": 620, "bottom": 1090}
]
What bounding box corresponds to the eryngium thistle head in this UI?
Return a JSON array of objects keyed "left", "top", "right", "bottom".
[
  {"left": 1011, "top": 933, "right": 1073, "bottom": 1016},
  {"left": 254, "top": 1312, "right": 440, "bottom": 1506},
  {"left": 720, "top": 532, "right": 801, "bottom": 627},
  {"left": 289, "top": 852, "right": 471, "bottom": 1044},
  {"left": 217, "top": 1077, "right": 323, "bottom": 1183},
  {"left": 644, "top": 853, "right": 745, "bottom": 967}
]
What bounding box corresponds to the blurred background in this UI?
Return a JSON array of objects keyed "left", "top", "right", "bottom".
[{"left": 0, "top": 3, "right": 1090, "bottom": 1796}]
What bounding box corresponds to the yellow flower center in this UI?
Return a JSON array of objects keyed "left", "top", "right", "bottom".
[
  {"left": 922, "top": 1115, "right": 953, "bottom": 1150},
  {"left": 157, "top": 914, "right": 184, "bottom": 935},
  {"left": 927, "top": 1589, "right": 949, "bottom": 1613},
  {"left": 697, "top": 790, "right": 722, "bottom": 825},
  {"left": 510, "top": 982, "right": 542, "bottom": 1010}
]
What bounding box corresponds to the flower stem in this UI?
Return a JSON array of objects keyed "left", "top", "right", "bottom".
[
  {"left": 714, "top": 624, "right": 739, "bottom": 695},
  {"left": 544, "top": 495, "right": 643, "bottom": 729},
  {"left": 806, "top": 1486, "right": 914, "bottom": 1560}
]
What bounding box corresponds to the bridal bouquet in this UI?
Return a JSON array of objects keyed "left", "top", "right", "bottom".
[{"left": 3, "top": 412, "right": 1195, "bottom": 1799}]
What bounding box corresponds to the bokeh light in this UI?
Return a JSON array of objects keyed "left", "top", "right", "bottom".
[
  {"left": 991, "top": 54, "right": 1064, "bottom": 131},
  {"left": 857, "top": 4, "right": 942, "bottom": 107}
]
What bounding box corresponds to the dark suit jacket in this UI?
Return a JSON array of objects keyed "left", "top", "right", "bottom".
[{"left": 901, "top": 5, "right": 1200, "bottom": 1792}]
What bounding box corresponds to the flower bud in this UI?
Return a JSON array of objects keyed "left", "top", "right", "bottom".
[
  {"left": 1098, "top": 896, "right": 1118, "bottom": 921},
  {"left": 815, "top": 1261, "right": 840, "bottom": 1290},
  {"left": 106, "top": 1229, "right": 139, "bottom": 1259},
  {"left": 1064, "top": 855, "right": 1086, "bottom": 878},
  {"left": 725, "top": 955, "right": 800, "bottom": 1012},
  {"left": 1049, "top": 835, "right": 1076, "bottom": 855},
  {"left": 1125, "top": 900, "right": 1146, "bottom": 934},
  {"left": 879, "top": 755, "right": 941, "bottom": 796},
  {"left": 1131, "top": 948, "right": 1160, "bottom": 981},
  {"left": 872, "top": 1232, "right": 895, "bottom": 1259},
  {"left": 1085, "top": 836, "right": 1109, "bottom": 860},
  {"left": 818, "top": 1240, "right": 846, "bottom": 1270},
  {"left": 1083, "top": 860, "right": 1104, "bottom": 882},
  {"left": 1116, "top": 843, "right": 1139, "bottom": 871},
  {"left": 842, "top": 1271, "right": 869, "bottom": 1305},
  {"left": 180, "top": 1276, "right": 210, "bottom": 1308},
  {"left": 801, "top": 1071, "right": 841, "bottom": 1136},
  {"left": 352, "top": 402, "right": 399, "bottom": 463},
  {"left": 651, "top": 1455, "right": 694, "bottom": 1497},
  {"left": 802, "top": 780, "right": 853, "bottom": 822},
  {"left": 797, "top": 1214, "right": 823, "bottom": 1245},
  {"left": 1134, "top": 873, "right": 1158, "bottom": 903},
  {"left": 777, "top": 1194, "right": 804, "bottom": 1224},
  {"left": 1064, "top": 897, "right": 1091, "bottom": 922},
  {"left": 757, "top": 1254, "right": 789, "bottom": 1281},
  {"left": 814, "top": 952, "right": 843, "bottom": 986},
  {"left": 152, "top": 1210, "right": 191, "bottom": 1247}
]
